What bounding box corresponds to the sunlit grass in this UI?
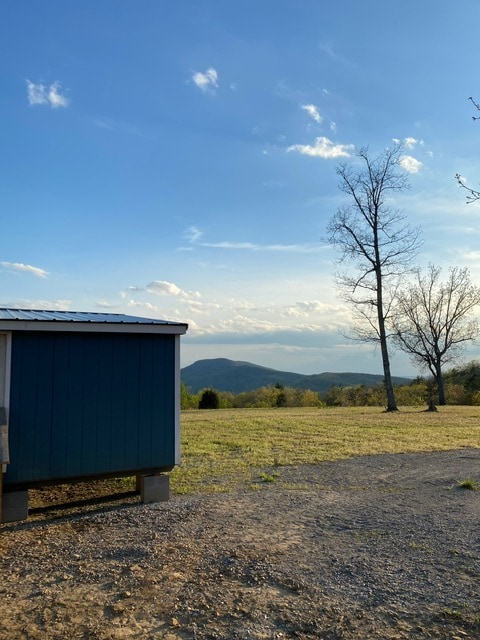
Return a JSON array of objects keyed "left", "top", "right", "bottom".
[{"left": 170, "top": 406, "right": 480, "bottom": 494}]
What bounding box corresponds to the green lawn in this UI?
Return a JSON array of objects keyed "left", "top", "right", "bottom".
[{"left": 170, "top": 406, "right": 480, "bottom": 494}]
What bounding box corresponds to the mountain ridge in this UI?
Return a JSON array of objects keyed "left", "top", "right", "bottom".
[{"left": 181, "top": 358, "right": 412, "bottom": 394}]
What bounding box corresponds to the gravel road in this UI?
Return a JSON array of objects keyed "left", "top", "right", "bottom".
[{"left": 0, "top": 448, "right": 479, "bottom": 639}]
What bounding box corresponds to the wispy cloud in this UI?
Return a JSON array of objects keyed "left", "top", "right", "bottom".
[
  {"left": 91, "top": 117, "right": 146, "bottom": 138},
  {"left": 192, "top": 67, "right": 218, "bottom": 93},
  {"left": 26, "top": 80, "right": 70, "bottom": 108},
  {"left": 202, "top": 241, "right": 320, "bottom": 252},
  {"left": 319, "top": 42, "right": 355, "bottom": 68},
  {"left": 301, "top": 104, "right": 323, "bottom": 124},
  {"left": 184, "top": 226, "right": 204, "bottom": 243},
  {"left": 287, "top": 136, "right": 353, "bottom": 159},
  {"left": 1, "top": 261, "right": 49, "bottom": 278},
  {"left": 399, "top": 155, "right": 423, "bottom": 173},
  {"left": 181, "top": 227, "right": 321, "bottom": 253}
]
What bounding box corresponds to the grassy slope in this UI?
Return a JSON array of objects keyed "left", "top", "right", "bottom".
[{"left": 171, "top": 406, "right": 480, "bottom": 494}]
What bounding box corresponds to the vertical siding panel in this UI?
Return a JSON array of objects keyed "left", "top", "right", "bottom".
[
  {"left": 19, "top": 336, "right": 38, "bottom": 480},
  {"left": 137, "top": 335, "right": 153, "bottom": 468},
  {"left": 33, "top": 335, "right": 54, "bottom": 478},
  {"left": 164, "top": 336, "right": 176, "bottom": 462},
  {"left": 110, "top": 334, "right": 127, "bottom": 470},
  {"left": 16, "top": 335, "right": 40, "bottom": 480},
  {"left": 123, "top": 335, "right": 140, "bottom": 470},
  {"left": 151, "top": 336, "right": 170, "bottom": 466},
  {"left": 95, "top": 335, "right": 113, "bottom": 472},
  {"left": 81, "top": 334, "right": 100, "bottom": 475},
  {"left": 64, "top": 336, "right": 85, "bottom": 477},
  {"left": 50, "top": 334, "right": 70, "bottom": 478},
  {"left": 149, "top": 336, "right": 163, "bottom": 466}
]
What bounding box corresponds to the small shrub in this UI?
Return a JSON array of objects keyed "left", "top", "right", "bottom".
[
  {"left": 198, "top": 388, "right": 220, "bottom": 410},
  {"left": 259, "top": 472, "right": 278, "bottom": 483},
  {"left": 457, "top": 478, "right": 479, "bottom": 491}
]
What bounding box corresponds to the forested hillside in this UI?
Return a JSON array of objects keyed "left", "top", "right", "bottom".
[{"left": 181, "top": 358, "right": 411, "bottom": 394}]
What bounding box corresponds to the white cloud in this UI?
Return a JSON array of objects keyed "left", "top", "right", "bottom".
[
  {"left": 5, "top": 299, "right": 71, "bottom": 310},
  {"left": 287, "top": 136, "right": 353, "bottom": 159},
  {"left": 301, "top": 104, "right": 323, "bottom": 124},
  {"left": 146, "top": 280, "right": 183, "bottom": 296},
  {"left": 184, "top": 300, "right": 222, "bottom": 315},
  {"left": 26, "top": 80, "right": 69, "bottom": 108},
  {"left": 404, "top": 136, "right": 424, "bottom": 149},
  {"left": 121, "top": 280, "right": 201, "bottom": 302},
  {"left": 281, "top": 301, "right": 345, "bottom": 318},
  {"left": 393, "top": 136, "right": 424, "bottom": 149},
  {"left": 1, "top": 261, "right": 49, "bottom": 278},
  {"left": 399, "top": 155, "right": 423, "bottom": 173},
  {"left": 330, "top": 121, "right": 337, "bottom": 133},
  {"left": 404, "top": 137, "right": 417, "bottom": 149},
  {"left": 48, "top": 82, "right": 69, "bottom": 108},
  {"left": 126, "top": 300, "right": 159, "bottom": 312},
  {"left": 192, "top": 67, "right": 218, "bottom": 93}
]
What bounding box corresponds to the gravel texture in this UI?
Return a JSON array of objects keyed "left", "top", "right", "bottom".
[{"left": 0, "top": 448, "right": 479, "bottom": 639}]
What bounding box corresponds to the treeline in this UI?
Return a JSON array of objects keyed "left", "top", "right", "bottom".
[{"left": 181, "top": 362, "right": 480, "bottom": 409}]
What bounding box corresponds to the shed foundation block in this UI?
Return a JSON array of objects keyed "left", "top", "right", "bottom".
[
  {"left": 138, "top": 474, "right": 169, "bottom": 503},
  {"left": 1, "top": 490, "right": 29, "bottom": 523}
]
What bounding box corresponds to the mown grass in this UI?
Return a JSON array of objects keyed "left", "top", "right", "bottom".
[{"left": 170, "top": 406, "right": 480, "bottom": 494}]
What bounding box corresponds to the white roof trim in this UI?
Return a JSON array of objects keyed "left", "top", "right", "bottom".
[{"left": 0, "top": 320, "right": 188, "bottom": 335}]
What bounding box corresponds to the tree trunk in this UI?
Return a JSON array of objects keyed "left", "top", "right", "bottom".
[
  {"left": 436, "top": 364, "right": 446, "bottom": 405},
  {"left": 380, "top": 330, "right": 398, "bottom": 411},
  {"left": 376, "top": 267, "right": 398, "bottom": 412}
]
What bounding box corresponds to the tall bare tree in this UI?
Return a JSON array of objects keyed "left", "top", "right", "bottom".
[
  {"left": 327, "top": 144, "right": 422, "bottom": 411},
  {"left": 391, "top": 264, "right": 480, "bottom": 405}
]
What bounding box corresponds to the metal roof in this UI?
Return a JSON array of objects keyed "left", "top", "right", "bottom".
[{"left": 0, "top": 308, "right": 188, "bottom": 334}]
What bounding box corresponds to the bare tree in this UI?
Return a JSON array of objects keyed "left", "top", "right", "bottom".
[
  {"left": 392, "top": 264, "right": 480, "bottom": 405},
  {"left": 455, "top": 97, "right": 480, "bottom": 203},
  {"left": 327, "top": 144, "right": 422, "bottom": 411}
]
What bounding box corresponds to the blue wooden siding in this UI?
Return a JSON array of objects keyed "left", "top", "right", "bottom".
[{"left": 4, "top": 331, "right": 176, "bottom": 485}]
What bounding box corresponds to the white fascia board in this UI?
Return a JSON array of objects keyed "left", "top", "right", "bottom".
[
  {"left": 0, "top": 321, "right": 188, "bottom": 335},
  {"left": 174, "top": 334, "right": 182, "bottom": 466}
]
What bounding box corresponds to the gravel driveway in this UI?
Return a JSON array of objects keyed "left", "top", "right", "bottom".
[{"left": 1, "top": 448, "right": 479, "bottom": 639}]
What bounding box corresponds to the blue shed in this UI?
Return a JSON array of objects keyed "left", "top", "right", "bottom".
[{"left": 0, "top": 309, "right": 188, "bottom": 521}]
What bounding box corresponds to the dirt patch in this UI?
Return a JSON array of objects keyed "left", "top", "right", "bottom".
[{"left": 1, "top": 449, "right": 479, "bottom": 639}]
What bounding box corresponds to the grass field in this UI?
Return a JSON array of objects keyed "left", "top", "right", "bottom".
[{"left": 170, "top": 406, "right": 480, "bottom": 494}]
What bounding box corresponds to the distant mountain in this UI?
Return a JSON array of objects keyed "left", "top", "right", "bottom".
[{"left": 181, "top": 358, "right": 411, "bottom": 394}]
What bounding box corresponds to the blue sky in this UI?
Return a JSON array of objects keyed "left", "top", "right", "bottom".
[{"left": 2, "top": 1, "right": 480, "bottom": 376}]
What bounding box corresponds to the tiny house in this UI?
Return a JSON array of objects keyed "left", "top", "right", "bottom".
[{"left": 0, "top": 309, "right": 188, "bottom": 521}]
